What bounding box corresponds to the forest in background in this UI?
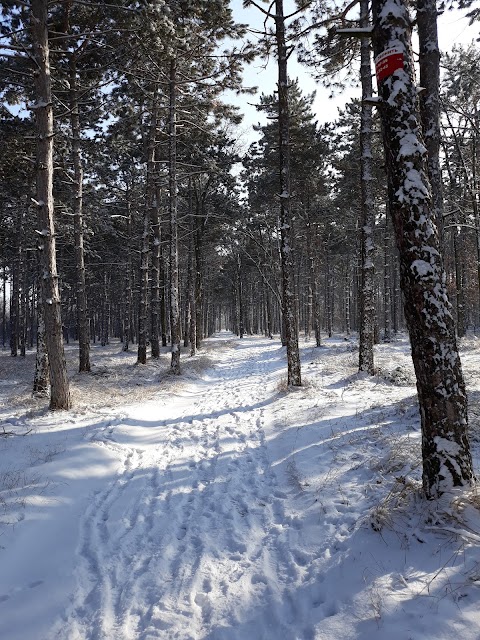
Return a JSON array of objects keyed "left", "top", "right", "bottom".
[{"left": 1, "top": 0, "right": 480, "bottom": 498}]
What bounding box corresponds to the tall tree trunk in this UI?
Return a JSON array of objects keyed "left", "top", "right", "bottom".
[
  {"left": 2, "top": 264, "right": 6, "bottom": 348},
  {"left": 392, "top": 256, "right": 400, "bottom": 334},
  {"left": 305, "top": 211, "right": 314, "bottom": 340},
  {"left": 150, "top": 186, "right": 161, "bottom": 359},
  {"left": 159, "top": 245, "right": 168, "bottom": 347},
  {"left": 237, "top": 255, "right": 244, "bottom": 339},
  {"left": 10, "top": 215, "right": 21, "bottom": 357},
  {"left": 472, "top": 128, "right": 480, "bottom": 328},
  {"left": 265, "top": 286, "right": 273, "bottom": 339},
  {"left": 137, "top": 153, "right": 152, "bottom": 364},
  {"left": 383, "top": 218, "right": 392, "bottom": 342},
  {"left": 344, "top": 261, "right": 351, "bottom": 336},
  {"left": 453, "top": 228, "right": 466, "bottom": 337},
  {"left": 33, "top": 273, "right": 49, "bottom": 396},
  {"left": 101, "top": 272, "right": 110, "bottom": 347},
  {"left": 275, "top": 0, "right": 301, "bottom": 386},
  {"left": 372, "top": 0, "right": 474, "bottom": 498},
  {"left": 417, "top": 0, "right": 443, "bottom": 244},
  {"left": 189, "top": 220, "right": 197, "bottom": 355},
  {"left": 69, "top": 56, "right": 90, "bottom": 372},
  {"left": 443, "top": 109, "right": 480, "bottom": 323},
  {"left": 169, "top": 57, "right": 181, "bottom": 374},
  {"left": 325, "top": 251, "right": 333, "bottom": 338},
  {"left": 147, "top": 89, "right": 160, "bottom": 360},
  {"left": 123, "top": 203, "right": 132, "bottom": 352},
  {"left": 306, "top": 227, "right": 321, "bottom": 347},
  {"left": 19, "top": 233, "right": 27, "bottom": 358},
  {"left": 194, "top": 215, "right": 204, "bottom": 349},
  {"left": 31, "top": 0, "right": 70, "bottom": 410},
  {"left": 358, "top": 0, "right": 376, "bottom": 373}
]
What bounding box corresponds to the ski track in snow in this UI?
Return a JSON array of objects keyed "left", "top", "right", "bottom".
[{"left": 52, "top": 340, "right": 321, "bottom": 640}]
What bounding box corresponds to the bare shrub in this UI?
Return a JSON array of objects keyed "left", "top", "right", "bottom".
[
  {"left": 369, "top": 476, "right": 421, "bottom": 532},
  {"left": 0, "top": 469, "right": 48, "bottom": 525},
  {"left": 286, "top": 459, "right": 308, "bottom": 492}
]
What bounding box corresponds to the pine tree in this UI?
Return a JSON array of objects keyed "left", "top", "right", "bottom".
[
  {"left": 372, "top": 0, "right": 474, "bottom": 498},
  {"left": 31, "top": 0, "right": 70, "bottom": 410}
]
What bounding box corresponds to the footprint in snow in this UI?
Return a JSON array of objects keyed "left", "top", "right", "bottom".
[
  {"left": 194, "top": 592, "right": 212, "bottom": 623},
  {"left": 176, "top": 526, "right": 187, "bottom": 540}
]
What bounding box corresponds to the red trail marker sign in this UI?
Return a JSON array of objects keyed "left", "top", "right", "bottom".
[{"left": 375, "top": 46, "right": 404, "bottom": 83}]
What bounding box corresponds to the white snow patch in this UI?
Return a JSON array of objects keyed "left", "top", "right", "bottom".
[{"left": 411, "top": 259, "right": 434, "bottom": 278}]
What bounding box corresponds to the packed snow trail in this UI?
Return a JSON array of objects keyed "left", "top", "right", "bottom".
[
  {"left": 4, "top": 334, "right": 480, "bottom": 640},
  {"left": 53, "top": 336, "right": 315, "bottom": 640}
]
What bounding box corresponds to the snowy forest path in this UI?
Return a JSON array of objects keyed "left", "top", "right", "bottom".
[
  {"left": 54, "top": 335, "right": 312, "bottom": 640},
  {"left": 7, "top": 334, "right": 479, "bottom": 640}
]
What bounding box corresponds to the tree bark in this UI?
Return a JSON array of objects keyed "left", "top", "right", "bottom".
[
  {"left": 123, "top": 202, "right": 132, "bottom": 352},
  {"left": 10, "top": 217, "right": 20, "bottom": 357},
  {"left": 358, "top": 0, "right": 376, "bottom": 374},
  {"left": 417, "top": 0, "right": 443, "bottom": 243},
  {"left": 69, "top": 56, "right": 90, "bottom": 372},
  {"left": 275, "top": 0, "right": 301, "bottom": 386},
  {"left": 372, "top": 0, "right": 474, "bottom": 498},
  {"left": 33, "top": 274, "right": 49, "bottom": 396},
  {"left": 453, "top": 228, "right": 466, "bottom": 337},
  {"left": 31, "top": 0, "right": 71, "bottom": 410},
  {"left": 2, "top": 265, "right": 6, "bottom": 348},
  {"left": 383, "top": 217, "right": 392, "bottom": 342},
  {"left": 188, "top": 218, "right": 197, "bottom": 355},
  {"left": 101, "top": 272, "right": 110, "bottom": 347},
  {"left": 148, "top": 90, "right": 161, "bottom": 360},
  {"left": 194, "top": 213, "right": 204, "bottom": 349},
  {"left": 138, "top": 98, "right": 157, "bottom": 366},
  {"left": 237, "top": 254, "right": 244, "bottom": 339},
  {"left": 169, "top": 57, "right": 181, "bottom": 374},
  {"left": 344, "top": 261, "right": 351, "bottom": 336},
  {"left": 137, "top": 202, "right": 150, "bottom": 364}
]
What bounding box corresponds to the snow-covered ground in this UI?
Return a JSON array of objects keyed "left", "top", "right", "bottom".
[{"left": 1, "top": 332, "right": 480, "bottom": 640}]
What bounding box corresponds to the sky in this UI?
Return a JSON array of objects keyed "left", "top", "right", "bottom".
[{"left": 227, "top": 0, "right": 479, "bottom": 148}]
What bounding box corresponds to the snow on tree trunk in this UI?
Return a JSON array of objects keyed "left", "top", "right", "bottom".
[
  {"left": 358, "top": 0, "right": 376, "bottom": 375},
  {"left": 275, "top": 0, "right": 301, "bottom": 386},
  {"left": 169, "top": 58, "right": 181, "bottom": 375},
  {"left": 69, "top": 57, "right": 90, "bottom": 373},
  {"left": 372, "top": 0, "right": 474, "bottom": 498},
  {"left": 417, "top": 0, "right": 443, "bottom": 244},
  {"left": 31, "top": 0, "right": 71, "bottom": 410}
]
